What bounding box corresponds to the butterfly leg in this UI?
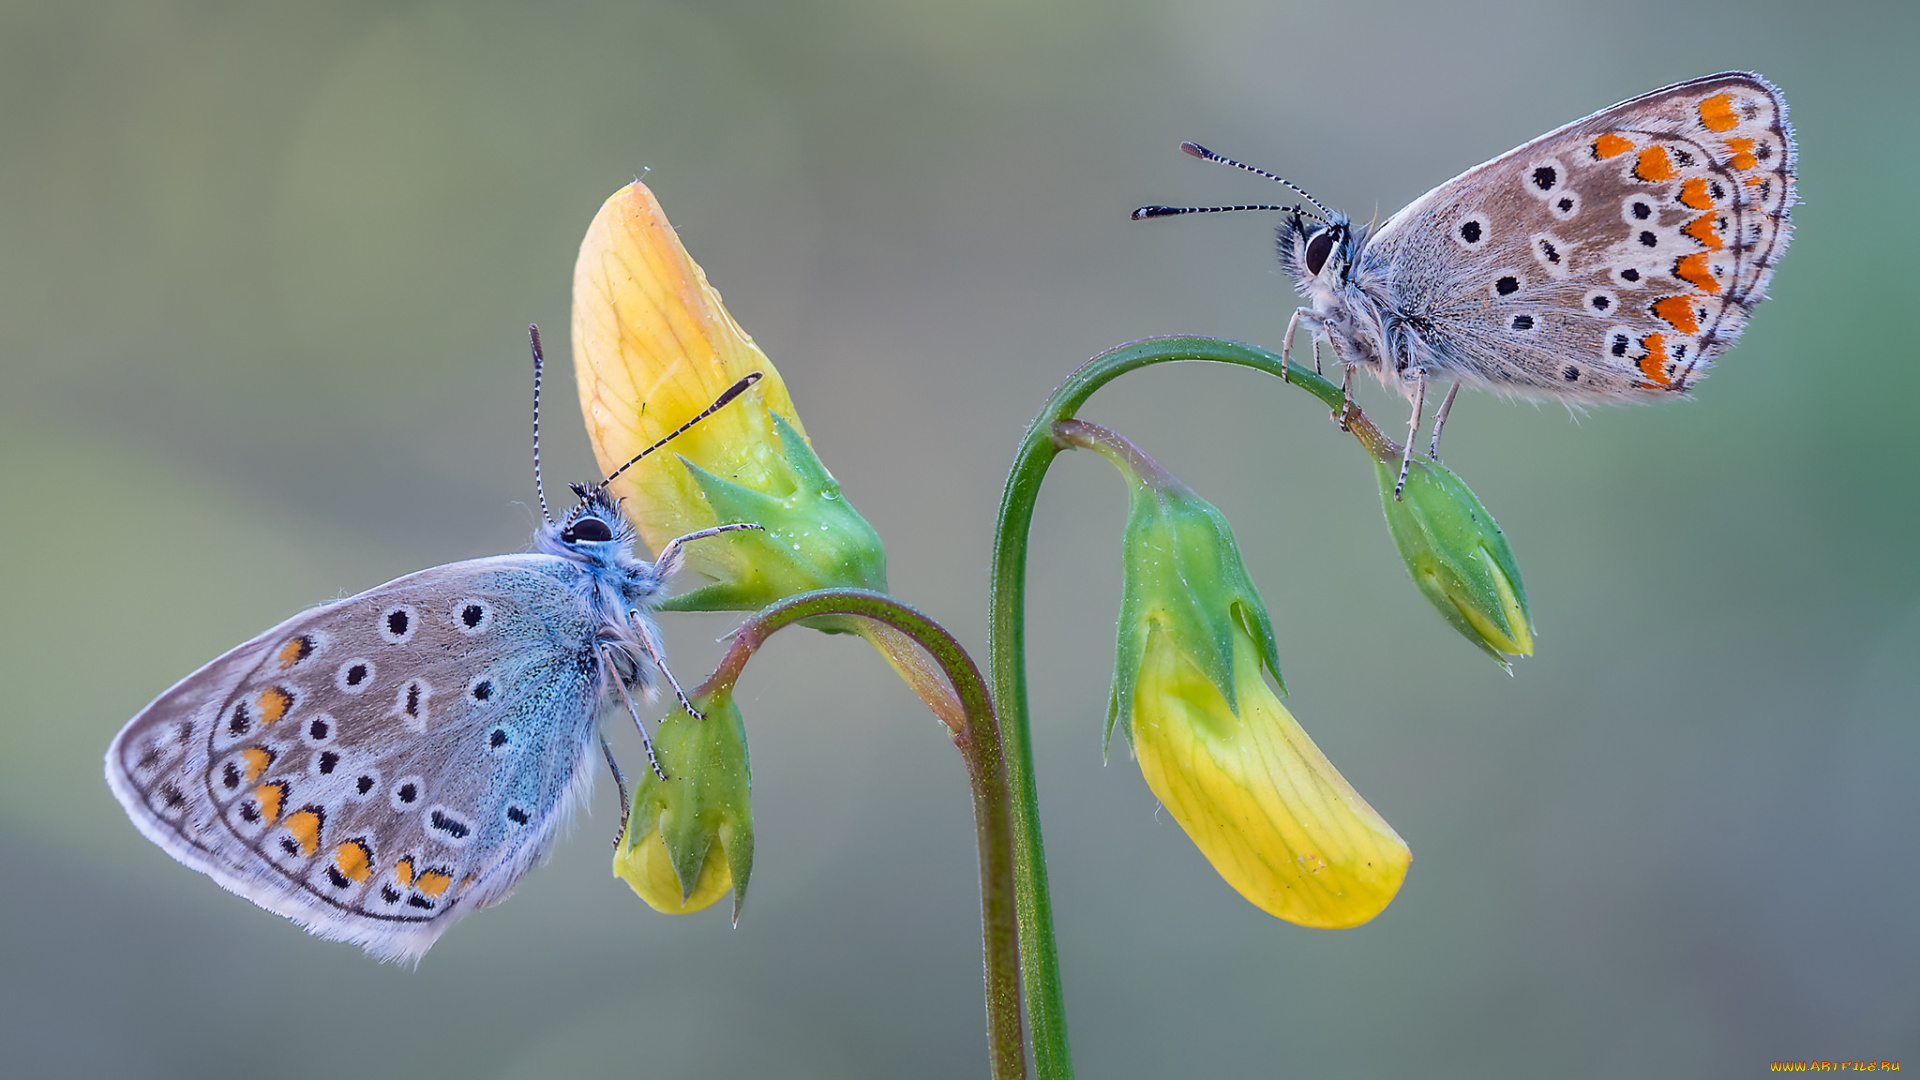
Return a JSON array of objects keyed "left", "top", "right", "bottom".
[
  {"left": 1280, "top": 309, "right": 1301, "bottom": 383},
  {"left": 630, "top": 618, "right": 705, "bottom": 722},
  {"left": 1394, "top": 370, "right": 1427, "bottom": 501},
  {"left": 1427, "top": 382, "right": 1460, "bottom": 461},
  {"left": 603, "top": 643, "right": 669, "bottom": 780},
  {"left": 1336, "top": 362, "right": 1354, "bottom": 431},
  {"left": 600, "top": 735, "right": 632, "bottom": 851},
  {"left": 652, "top": 522, "right": 764, "bottom": 579},
  {"left": 1284, "top": 309, "right": 1329, "bottom": 379}
]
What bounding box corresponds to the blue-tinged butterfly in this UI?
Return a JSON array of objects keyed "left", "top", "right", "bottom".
[
  {"left": 105, "top": 327, "right": 760, "bottom": 962},
  {"left": 1136, "top": 72, "right": 1795, "bottom": 494}
]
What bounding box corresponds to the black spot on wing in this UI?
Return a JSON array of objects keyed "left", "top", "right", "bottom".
[{"left": 429, "top": 810, "right": 470, "bottom": 840}]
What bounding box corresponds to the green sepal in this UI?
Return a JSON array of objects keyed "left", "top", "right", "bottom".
[
  {"left": 660, "top": 413, "right": 888, "bottom": 618},
  {"left": 1105, "top": 473, "right": 1284, "bottom": 757}
]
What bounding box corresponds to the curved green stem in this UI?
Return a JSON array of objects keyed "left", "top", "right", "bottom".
[
  {"left": 988, "top": 335, "right": 1390, "bottom": 1079},
  {"left": 702, "top": 589, "right": 1025, "bottom": 1080}
]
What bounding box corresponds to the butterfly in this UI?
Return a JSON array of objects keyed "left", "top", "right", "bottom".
[
  {"left": 1135, "top": 72, "right": 1796, "bottom": 495},
  {"left": 105, "top": 326, "right": 761, "bottom": 962}
]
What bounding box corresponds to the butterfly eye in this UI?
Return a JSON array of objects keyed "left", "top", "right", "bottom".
[
  {"left": 1304, "top": 229, "right": 1335, "bottom": 276},
  {"left": 562, "top": 517, "right": 614, "bottom": 543}
]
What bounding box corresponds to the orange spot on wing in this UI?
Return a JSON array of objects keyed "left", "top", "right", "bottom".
[
  {"left": 1652, "top": 296, "right": 1701, "bottom": 335},
  {"left": 1724, "top": 137, "right": 1758, "bottom": 170},
  {"left": 1593, "top": 132, "right": 1635, "bottom": 158},
  {"left": 1698, "top": 93, "right": 1739, "bottom": 132},
  {"left": 276, "top": 636, "right": 312, "bottom": 669},
  {"left": 284, "top": 809, "right": 322, "bottom": 856},
  {"left": 1638, "top": 334, "right": 1672, "bottom": 386},
  {"left": 256, "top": 687, "right": 293, "bottom": 726},
  {"left": 1679, "top": 177, "right": 1715, "bottom": 210},
  {"left": 242, "top": 746, "right": 273, "bottom": 782},
  {"left": 335, "top": 840, "right": 373, "bottom": 883},
  {"left": 1673, "top": 252, "right": 1721, "bottom": 294},
  {"left": 254, "top": 782, "right": 286, "bottom": 825},
  {"left": 1682, "top": 213, "right": 1724, "bottom": 251},
  {"left": 394, "top": 856, "right": 415, "bottom": 887},
  {"left": 415, "top": 870, "right": 452, "bottom": 898},
  {"left": 1634, "top": 145, "right": 1675, "bottom": 182}
]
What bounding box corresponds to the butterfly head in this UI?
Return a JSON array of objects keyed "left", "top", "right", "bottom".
[
  {"left": 1278, "top": 208, "right": 1360, "bottom": 294},
  {"left": 540, "top": 483, "right": 637, "bottom": 560}
]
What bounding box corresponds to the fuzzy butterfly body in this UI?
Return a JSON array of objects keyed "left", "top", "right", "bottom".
[{"left": 1277, "top": 71, "right": 1794, "bottom": 400}]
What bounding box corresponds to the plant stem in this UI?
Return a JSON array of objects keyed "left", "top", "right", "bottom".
[
  {"left": 988, "top": 335, "right": 1389, "bottom": 1080},
  {"left": 701, "top": 588, "right": 1025, "bottom": 1080}
]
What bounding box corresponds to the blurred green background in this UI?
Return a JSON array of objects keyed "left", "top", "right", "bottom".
[{"left": 4, "top": 1, "right": 1915, "bottom": 1076}]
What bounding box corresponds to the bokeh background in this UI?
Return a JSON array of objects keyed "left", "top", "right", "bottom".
[{"left": 4, "top": 1, "right": 1915, "bottom": 1076}]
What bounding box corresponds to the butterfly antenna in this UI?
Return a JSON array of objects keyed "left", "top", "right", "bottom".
[
  {"left": 1148, "top": 141, "right": 1334, "bottom": 222},
  {"left": 1133, "top": 201, "right": 1304, "bottom": 220},
  {"left": 529, "top": 325, "right": 554, "bottom": 525},
  {"left": 586, "top": 372, "right": 764, "bottom": 503}
]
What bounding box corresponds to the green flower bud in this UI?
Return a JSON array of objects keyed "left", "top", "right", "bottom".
[
  {"left": 613, "top": 686, "right": 754, "bottom": 919},
  {"left": 1376, "top": 455, "right": 1534, "bottom": 666}
]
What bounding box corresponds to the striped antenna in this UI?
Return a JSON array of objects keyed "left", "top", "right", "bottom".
[
  {"left": 1133, "top": 142, "right": 1332, "bottom": 222},
  {"left": 528, "top": 325, "right": 553, "bottom": 525},
  {"left": 569, "top": 373, "right": 764, "bottom": 519},
  {"left": 1132, "top": 202, "right": 1302, "bottom": 220}
]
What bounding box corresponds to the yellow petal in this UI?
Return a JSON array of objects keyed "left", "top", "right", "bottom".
[
  {"left": 614, "top": 826, "right": 732, "bottom": 915},
  {"left": 1131, "top": 623, "right": 1410, "bottom": 927},
  {"left": 572, "top": 180, "right": 804, "bottom": 553}
]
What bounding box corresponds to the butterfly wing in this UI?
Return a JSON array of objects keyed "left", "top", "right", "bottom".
[
  {"left": 106, "top": 553, "right": 607, "bottom": 962},
  {"left": 1366, "top": 72, "right": 1794, "bottom": 398}
]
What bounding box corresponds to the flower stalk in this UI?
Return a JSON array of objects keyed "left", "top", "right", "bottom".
[{"left": 700, "top": 589, "right": 1025, "bottom": 1080}]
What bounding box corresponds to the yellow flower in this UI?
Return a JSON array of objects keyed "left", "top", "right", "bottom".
[
  {"left": 573, "top": 181, "right": 886, "bottom": 611},
  {"left": 1129, "top": 614, "right": 1410, "bottom": 928}
]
